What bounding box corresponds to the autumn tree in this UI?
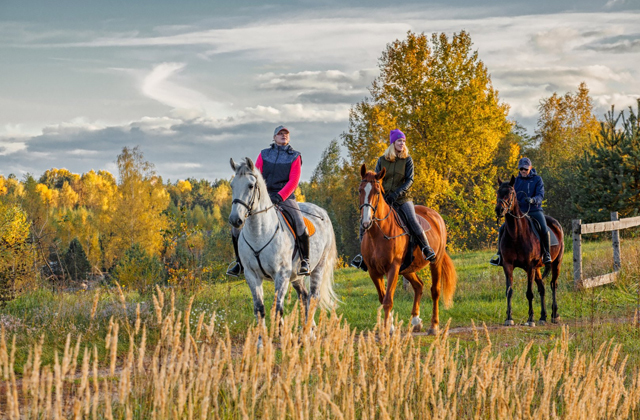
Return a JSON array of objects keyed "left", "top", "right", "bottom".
[
  {"left": 533, "top": 82, "right": 601, "bottom": 226},
  {"left": 342, "top": 31, "right": 511, "bottom": 249},
  {"left": 102, "top": 147, "right": 171, "bottom": 268},
  {"left": 0, "top": 201, "right": 34, "bottom": 302}
]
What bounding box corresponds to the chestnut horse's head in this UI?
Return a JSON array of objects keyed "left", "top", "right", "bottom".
[
  {"left": 495, "top": 175, "right": 517, "bottom": 219},
  {"left": 359, "top": 164, "right": 386, "bottom": 230}
]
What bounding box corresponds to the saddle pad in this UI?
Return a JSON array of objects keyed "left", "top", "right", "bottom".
[
  {"left": 281, "top": 212, "right": 316, "bottom": 237},
  {"left": 527, "top": 217, "right": 559, "bottom": 246}
]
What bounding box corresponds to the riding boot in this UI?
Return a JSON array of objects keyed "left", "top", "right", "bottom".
[
  {"left": 297, "top": 233, "right": 311, "bottom": 276},
  {"left": 542, "top": 231, "right": 552, "bottom": 265},
  {"left": 489, "top": 225, "right": 504, "bottom": 267},
  {"left": 226, "top": 234, "right": 243, "bottom": 277},
  {"left": 417, "top": 231, "right": 436, "bottom": 262},
  {"left": 350, "top": 254, "right": 368, "bottom": 271}
]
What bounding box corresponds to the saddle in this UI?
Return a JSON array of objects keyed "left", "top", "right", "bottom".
[
  {"left": 393, "top": 208, "right": 432, "bottom": 272},
  {"left": 526, "top": 216, "right": 559, "bottom": 246}
]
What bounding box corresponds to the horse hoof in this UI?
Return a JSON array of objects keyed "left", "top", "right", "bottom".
[
  {"left": 412, "top": 323, "right": 422, "bottom": 333},
  {"left": 551, "top": 317, "right": 560, "bottom": 324},
  {"left": 411, "top": 317, "right": 423, "bottom": 333},
  {"left": 504, "top": 320, "right": 515, "bottom": 326},
  {"left": 426, "top": 327, "right": 439, "bottom": 336},
  {"left": 525, "top": 321, "right": 535, "bottom": 327},
  {"left": 538, "top": 320, "right": 546, "bottom": 326}
]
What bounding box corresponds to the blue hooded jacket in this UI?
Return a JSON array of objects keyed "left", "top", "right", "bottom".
[{"left": 513, "top": 168, "right": 544, "bottom": 212}]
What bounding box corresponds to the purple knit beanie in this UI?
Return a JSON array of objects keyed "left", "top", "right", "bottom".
[{"left": 389, "top": 129, "right": 405, "bottom": 144}]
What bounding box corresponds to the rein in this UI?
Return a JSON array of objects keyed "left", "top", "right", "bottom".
[{"left": 360, "top": 180, "right": 408, "bottom": 241}]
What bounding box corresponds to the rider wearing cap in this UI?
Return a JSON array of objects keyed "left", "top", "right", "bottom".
[
  {"left": 227, "top": 125, "right": 311, "bottom": 277},
  {"left": 489, "top": 157, "right": 552, "bottom": 267}
]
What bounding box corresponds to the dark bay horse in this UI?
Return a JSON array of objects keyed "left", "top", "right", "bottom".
[
  {"left": 358, "top": 164, "right": 457, "bottom": 335},
  {"left": 495, "top": 175, "right": 564, "bottom": 326}
]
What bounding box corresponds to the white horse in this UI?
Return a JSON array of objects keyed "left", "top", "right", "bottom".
[{"left": 229, "top": 158, "right": 338, "bottom": 341}]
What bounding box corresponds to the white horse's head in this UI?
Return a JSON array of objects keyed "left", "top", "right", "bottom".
[{"left": 229, "top": 157, "right": 267, "bottom": 228}]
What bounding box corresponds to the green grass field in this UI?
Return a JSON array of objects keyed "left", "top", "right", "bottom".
[{"left": 2, "top": 238, "right": 640, "bottom": 371}]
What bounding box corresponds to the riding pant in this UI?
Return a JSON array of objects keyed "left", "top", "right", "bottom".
[
  {"left": 280, "top": 198, "right": 306, "bottom": 236},
  {"left": 395, "top": 201, "right": 424, "bottom": 240},
  {"left": 497, "top": 209, "right": 548, "bottom": 244}
]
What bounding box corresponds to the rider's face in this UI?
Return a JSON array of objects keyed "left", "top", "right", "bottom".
[
  {"left": 393, "top": 138, "right": 405, "bottom": 153},
  {"left": 273, "top": 130, "right": 290, "bottom": 146},
  {"left": 519, "top": 167, "right": 531, "bottom": 176}
]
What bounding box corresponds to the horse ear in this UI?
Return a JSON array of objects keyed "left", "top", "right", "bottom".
[
  {"left": 497, "top": 176, "right": 503, "bottom": 185},
  {"left": 376, "top": 167, "right": 386, "bottom": 181},
  {"left": 360, "top": 163, "right": 367, "bottom": 178},
  {"left": 509, "top": 175, "right": 516, "bottom": 186},
  {"left": 246, "top": 157, "right": 255, "bottom": 171},
  {"left": 230, "top": 158, "right": 238, "bottom": 171}
]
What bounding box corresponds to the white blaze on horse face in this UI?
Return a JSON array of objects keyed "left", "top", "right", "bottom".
[{"left": 361, "top": 182, "right": 373, "bottom": 228}]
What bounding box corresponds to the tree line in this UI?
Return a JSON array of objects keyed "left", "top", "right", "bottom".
[{"left": 1, "top": 30, "right": 638, "bottom": 299}]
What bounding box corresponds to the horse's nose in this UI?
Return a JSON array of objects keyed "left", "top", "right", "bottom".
[
  {"left": 361, "top": 220, "right": 371, "bottom": 230},
  {"left": 229, "top": 216, "right": 243, "bottom": 228}
]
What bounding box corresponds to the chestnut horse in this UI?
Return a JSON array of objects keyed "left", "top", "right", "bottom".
[
  {"left": 358, "top": 164, "right": 457, "bottom": 335},
  {"left": 495, "top": 175, "right": 564, "bottom": 326}
]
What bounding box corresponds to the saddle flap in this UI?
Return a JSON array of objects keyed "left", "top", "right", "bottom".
[
  {"left": 417, "top": 215, "right": 431, "bottom": 233},
  {"left": 526, "top": 216, "right": 559, "bottom": 246},
  {"left": 394, "top": 211, "right": 431, "bottom": 233},
  {"left": 279, "top": 210, "right": 316, "bottom": 238}
]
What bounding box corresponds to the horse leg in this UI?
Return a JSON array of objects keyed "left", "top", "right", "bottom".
[
  {"left": 382, "top": 265, "right": 401, "bottom": 335},
  {"left": 551, "top": 262, "right": 561, "bottom": 323},
  {"left": 403, "top": 272, "right": 424, "bottom": 332},
  {"left": 290, "top": 278, "right": 309, "bottom": 316},
  {"left": 428, "top": 262, "right": 442, "bottom": 335},
  {"left": 274, "top": 271, "right": 292, "bottom": 335},
  {"left": 503, "top": 264, "right": 515, "bottom": 326},
  {"left": 534, "top": 268, "right": 547, "bottom": 325},
  {"left": 525, "top": 270, "right": 535, "bottom": 327},
  {"left": 246, "top": 272, "right": 267, "bottom": 349},
  {"left": 369, "top": 270, "right": 386, "bottom": 304}
]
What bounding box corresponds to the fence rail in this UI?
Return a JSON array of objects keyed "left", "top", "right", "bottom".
[{"left": 572, "top": 212, "right": 640, "bottom": 288}]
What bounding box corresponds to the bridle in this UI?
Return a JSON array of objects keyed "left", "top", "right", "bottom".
[
  {"left": 497, "top": 187, "right": 530, "bottom": 220},
  {"left": 232, "top": 174, "right": 274, "bottom": 218},
  {"left": 359, "top": 179, "right": 407, "bottom": 240}
]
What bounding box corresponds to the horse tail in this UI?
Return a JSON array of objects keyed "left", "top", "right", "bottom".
[
  {"left": 440, "top": 252, "right": 457, "bottom": 309},
  {"left": 317, "top": 227, "right": 340, "bottom": 310}
]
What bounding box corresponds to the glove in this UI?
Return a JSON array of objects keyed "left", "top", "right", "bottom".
[
  {"left": 385, "top": 192, "right": 398, "bottom": 205},
  {"left": 269, "top": 193, "right": 283, "bottom": 204},
  {"left": 527, "top": 197, "right": 536, "bottom": 204}
]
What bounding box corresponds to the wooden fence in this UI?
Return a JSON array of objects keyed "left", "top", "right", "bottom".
[{"left": 572, "top": 212, "right": 640, "bottom": 288}]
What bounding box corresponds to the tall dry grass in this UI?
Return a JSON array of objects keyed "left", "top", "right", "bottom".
[{"left": 1, "top": 286, "right": 639, "bottom": 419}]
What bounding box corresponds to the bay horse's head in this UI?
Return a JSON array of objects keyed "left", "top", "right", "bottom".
[
  {"left": 229, "top": 157, "right": 265, "bottom": 228},
  {"left": 359, "top": 163, "right": 386, "bottom": 230},
  {"left": 495, "top": 175, "right": 517, "bottom": 219}
]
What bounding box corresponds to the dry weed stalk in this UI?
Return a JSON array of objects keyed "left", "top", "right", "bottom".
[{"left": 0, "top": 289, "right": 639, "bottom": 419}]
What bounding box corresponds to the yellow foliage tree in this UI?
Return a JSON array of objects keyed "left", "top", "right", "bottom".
[{"left": 0, "top": 201, "right": 34, "bottom": 301}]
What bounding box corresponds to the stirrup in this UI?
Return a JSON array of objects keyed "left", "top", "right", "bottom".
[
  {"left": 298, "top": 259, "right": 311, "bottom": 276},
  {"left": 350, "top": 254, "right": 368, "bottom": 272},
  {"left": 489, "top": 254, "right": 502, "bottom": 267},
  {"left": 422, "top": 246, "right": 436, "bottom": 262},
  {"left": 226, "top": 261, "right": 243, "bottom": 277}
]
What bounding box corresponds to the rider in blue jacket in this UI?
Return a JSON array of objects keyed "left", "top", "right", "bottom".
[{"left": 490, "top": 157, "right": 552, "bottom": 266}]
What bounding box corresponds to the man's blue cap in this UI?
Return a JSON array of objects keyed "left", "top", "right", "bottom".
[
  {"left": 274, "top": 125, "right": 290, "bottom": 136},
  {"left": 518, "top": 157, "right": 532, "bottom": 169}
]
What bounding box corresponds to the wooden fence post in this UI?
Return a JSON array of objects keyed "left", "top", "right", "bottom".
[
  {"left": 573, "top": 219, "right": 582, "bottom": 287},
  {"left": 611, "top": 211, "right": 621, "bottom": 272}
]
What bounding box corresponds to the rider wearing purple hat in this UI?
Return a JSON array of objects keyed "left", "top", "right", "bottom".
[
  {"left": 351, "top": 129, "right": 436, "bottom": 271},
  {"left": 489, "top": 157, "right": 551, "bottom": 266}
]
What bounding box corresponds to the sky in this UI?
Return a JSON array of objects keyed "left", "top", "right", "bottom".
[{"left": 1, "top": 0, "right": 639, "bottom": 182}]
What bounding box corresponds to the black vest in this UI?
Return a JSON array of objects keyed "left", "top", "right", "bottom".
[{"left": 260, "top": 144, "right": 302, "bottom": 200}]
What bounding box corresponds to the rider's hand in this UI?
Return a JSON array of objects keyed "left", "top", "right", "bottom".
[
  {"left": 527, "top": 197, "right": 536, "bottom": 204},
  {"left": 385, "top": 192, "right": 397, "bottom": 204},
  {"left": 270, "top": 193, "right": 283, "bottom": 204}
]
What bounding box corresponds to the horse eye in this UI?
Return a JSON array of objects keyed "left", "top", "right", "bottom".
[{"left": 248, "top": 184, "right": 254, "bottom": 189}]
